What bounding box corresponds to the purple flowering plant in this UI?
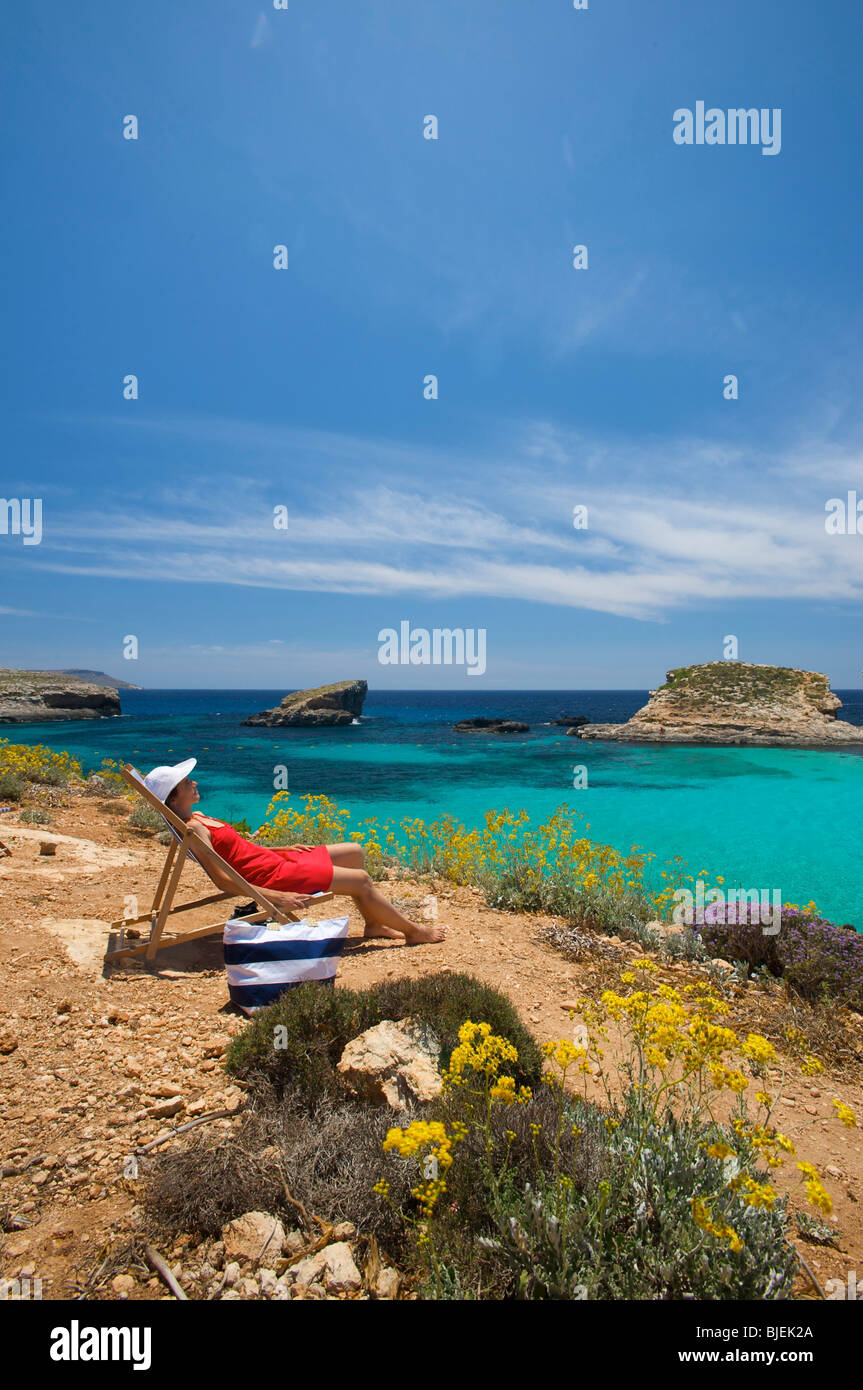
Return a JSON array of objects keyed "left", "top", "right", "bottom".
[{"left": 698, "top": 902, "right": 863, "bottom": 1009}]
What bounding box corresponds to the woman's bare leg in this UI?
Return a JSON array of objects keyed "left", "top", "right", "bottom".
[
  {"left": 326, "top": 842, "right": 409, "bottom": 937},
  {"left": 326, "top": 842, "right": 365, "bottom": 870},
  {"left": 325, "top": 844, "right": 380, "bottom": 930},
  {"left": 329, "top": 866, "right": 447, "bottom": 944}
]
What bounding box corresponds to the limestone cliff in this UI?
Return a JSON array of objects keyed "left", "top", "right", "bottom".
[
  {"left": 243, "top": 679, "right": 368, "bottom": 728},
  {"left": 0, "top": 669, "right": 122, "bottom": 723},
  {"left": 577, "top": 662, "right": 863, "bottom": 746}
]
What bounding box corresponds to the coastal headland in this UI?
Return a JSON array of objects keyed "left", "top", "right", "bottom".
[{"left": 0, "top": 669, "right": 122, "bottom": 724}]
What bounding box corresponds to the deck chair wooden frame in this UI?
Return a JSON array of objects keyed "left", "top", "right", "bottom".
[{"left": 104, "top": 764, "right": 333, "bottom": 963}]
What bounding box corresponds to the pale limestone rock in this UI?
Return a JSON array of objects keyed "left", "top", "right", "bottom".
[
  {"left": 578, "top": 662, "right": 863, "bottom": 747},
  {"left": 0, "top": 668, "right": 121, "bottom": 723},
  {"left": 337, "top": 1018, "right": 442, "bottom": 1111},
  {"left": 244, "top": 679, "right": 367, "bottom": 728},
  {"left": 222, "top": 1212, "right": 286, "bottom": 1264},
  {"left": 373, "top": 1266, "right": 400, "bottom": 1299},
  {"left": 293, "top": 1242, "right": 362, "bottom": 1294},
  {"left": 146, "top": 1098, "right": 184, "bottom": 1119},
  {"left": 320, "top": 1243, "right": 362, "bottom": 1294},
  {"left": 293, "top": 1250, "right": 327, "bottom": 1286}
]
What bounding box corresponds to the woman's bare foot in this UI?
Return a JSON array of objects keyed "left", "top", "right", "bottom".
[
  {"left": 400, "top": 922, "right": 448, "bottom": 944},
  {"left": 362, "top": 921, "right": 448, "bottom": 944},
  {"left": 331, "top": 868, "right": 448, "bottom": 946},
  {"left": 362, "top": 922, "right": 405, "bottom": 940}
]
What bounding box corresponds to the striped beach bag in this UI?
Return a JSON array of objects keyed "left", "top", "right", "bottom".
[{"left": 223, "top": 914, "right": 350, "bottom": 1015}]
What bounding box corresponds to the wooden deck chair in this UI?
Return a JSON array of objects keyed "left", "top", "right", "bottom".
[{"left": 104, "top": 764, "right": 333, "bottom": 963}]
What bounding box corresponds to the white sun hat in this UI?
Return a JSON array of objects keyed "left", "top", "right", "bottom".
[{"left": 143, "top": 758, "right": 197, "bottom": 804}]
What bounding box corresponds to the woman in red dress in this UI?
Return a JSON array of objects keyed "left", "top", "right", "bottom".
[{"left": 159, "top": 763, "right": 447, "bottom": 946}]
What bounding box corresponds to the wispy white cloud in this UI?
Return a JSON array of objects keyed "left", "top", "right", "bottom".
[{"left": 26, "top": 413, "right": 863, "bottom": 621}]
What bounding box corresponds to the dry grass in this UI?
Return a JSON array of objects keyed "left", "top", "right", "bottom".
[{"left": 144, "top": 1091, "right": 422, "bottom": 1261}]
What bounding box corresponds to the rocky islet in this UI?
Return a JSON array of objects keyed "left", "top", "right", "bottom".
[
  {"left": 577, "top": 662, "right": 863, "bottom": 746},
  {"left": 243, "top": 679, "right": 368, "bottom": 728}
]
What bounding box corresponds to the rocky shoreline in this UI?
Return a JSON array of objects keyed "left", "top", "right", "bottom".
[
  {"left": 0, "top": 669, "right": 121, "bottom": 724},
  {"left": 577, "top": 662, "right": 863, "bottom": 747},
  {"left": 453, "top": 718, "right": 529, "bottom": 734}
]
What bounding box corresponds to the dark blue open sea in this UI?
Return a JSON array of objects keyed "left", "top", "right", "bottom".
[{"left": 11, "top": 688, "right": 863, "bottom": 929}]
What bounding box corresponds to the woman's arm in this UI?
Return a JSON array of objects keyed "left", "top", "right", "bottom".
[{"left": 263, "top": 887, "right": 315, "bottom": 915}]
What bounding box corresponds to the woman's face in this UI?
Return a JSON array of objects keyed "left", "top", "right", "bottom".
[{"left": 169, "top": 775, "right": 200, "bottom": 818}]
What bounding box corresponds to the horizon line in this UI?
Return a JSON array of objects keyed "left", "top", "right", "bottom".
[{"left": 109, "top": 684, "right": 863, "bottom": 693}]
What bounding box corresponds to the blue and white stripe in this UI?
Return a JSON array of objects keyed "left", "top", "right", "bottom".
[{"left": 223, "top": 915, "right": 350, "bottom": 1014}]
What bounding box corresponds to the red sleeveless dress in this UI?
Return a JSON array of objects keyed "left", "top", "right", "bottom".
[{"left": 190, "top": 814, "right": 334, "bottom": 895}]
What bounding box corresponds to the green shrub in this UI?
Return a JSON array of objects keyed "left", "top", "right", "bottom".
[
  {"left": 379, "top": 1076, "right": 797, "bottom": 1301},
  {"left": 482, "top": 874, "right": 654, "bottom": 936},
  {"left": 0, "top": 770, "right": 25, "bottom": 801},
  {"left": 422, "top": 1083, "right": 608, "bottom": 1294},
  {"left": 257, "top": 796, "right": 691, "bottom": 914},
  {"left": 93, "top": 759, "right": 131, "bottom": 798},
  {"left": 151, "top": 969, "right": 814, "bottom": 1302},
  {"left": 0, "top": 739, "right": 82, "bottom": 788},
  {"left": 128, "top": 802, "right": 164, "bottom": 830},
  {"left": 226, "top": 973, "right": 543, "bottom": 1111},
  {"left": 19, "top": 808, "right": 52, "bottom": 825},
  {"left": 31, "top": 761, "right": 69, "bottom": 787},
  {"left": 372, "top": 972, "right": 818, "bottom": 1300},
  {"left": 456, "top": 1102, "right": 797, "bottom": 1301}
]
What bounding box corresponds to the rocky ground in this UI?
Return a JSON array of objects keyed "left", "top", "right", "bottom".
[{"left": 0, "top": 792, "right": 861, "bottom": 1302}]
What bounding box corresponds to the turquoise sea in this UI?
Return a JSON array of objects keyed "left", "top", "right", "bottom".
[{"left": 9, "top": 688, "right": 863, "bottom": 929}]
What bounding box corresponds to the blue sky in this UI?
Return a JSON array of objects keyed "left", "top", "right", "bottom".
[{"left": 1, "top": 0, "right": 862, "bottom": 689}]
